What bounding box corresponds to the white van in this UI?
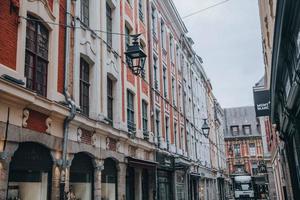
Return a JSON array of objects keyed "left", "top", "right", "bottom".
[{"left": 233, "top": 175, "right": 255, "bottom": 199}]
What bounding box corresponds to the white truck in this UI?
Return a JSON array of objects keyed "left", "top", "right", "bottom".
[{"left": 233, "top": 175, "right": 255, "bottom": 199}]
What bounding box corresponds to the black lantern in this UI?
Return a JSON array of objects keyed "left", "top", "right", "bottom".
[
  {"left": 201, "top": 119, "right": 210, "bottom": 137},
  {"left": 125, "top": 34, "right": 147, "bottom": 76}
]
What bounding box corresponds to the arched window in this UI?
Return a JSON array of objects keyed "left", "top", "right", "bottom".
[
  {"left": 70, "top": 153, "right": 94, "bottom": 200},
  {"left": 101, "top": 158, "right": 117, "bottom": 199},
  {"left": 8, "top": 142, "right": 53, "bottom": 200}
]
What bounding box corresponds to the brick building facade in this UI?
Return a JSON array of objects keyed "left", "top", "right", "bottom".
[
  {"left": 224, "top": 106, "right": 264, "bottom": 176},
  {"left": 0, "top": 0, "right": 227, "bottom": 199}
]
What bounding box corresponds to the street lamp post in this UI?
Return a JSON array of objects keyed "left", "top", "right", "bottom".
[
  {"left": 124, "top": 34, "right": 147, "bottom": 76},
  {"left": 202, "top": 118, "right": 210, "bottom": 138}
]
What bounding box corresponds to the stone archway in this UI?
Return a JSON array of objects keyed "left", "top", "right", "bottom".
[
  {"left": 69, "top": 152, "right": 94, "bottom": 200},
  {"left": 7, "top": 142, "right": 53, "bottom": 200}
]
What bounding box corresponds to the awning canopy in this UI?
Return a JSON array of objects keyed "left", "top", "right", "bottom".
[{"left": 126, "top": 156, "right": 158, "bottom": 169}]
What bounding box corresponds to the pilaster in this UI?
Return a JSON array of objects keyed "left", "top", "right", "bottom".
[{"left": 118, "top": 162, "right": 127, "bottom": 200}]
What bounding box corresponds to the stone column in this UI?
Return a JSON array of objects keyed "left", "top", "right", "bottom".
[
  {"left": 0, "top": 154, "right": 11, "bottom": 200},
  {"left": 94, "top": 159, "right": 104, "bottom": 200},
  {"left": 0, "top": 143, "right": 18, "bottom": 200},
  {"left": 118, "top": 162, "right": 127, "bottom": 200},
  {"left": 51, "top": 164, "right": 61, "bottom": 200}
]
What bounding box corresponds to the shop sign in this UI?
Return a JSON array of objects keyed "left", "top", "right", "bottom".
[
  {"left": 253, "top": 89, "right": 271, "bottom": 117},
  {"left": 156, "top": 152, "right": 174, "bottom": 169}
]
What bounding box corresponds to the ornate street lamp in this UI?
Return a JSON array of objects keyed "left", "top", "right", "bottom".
[
  {"left": 125, "top": 34, "right": 147, "bottom": 76},
  {"left": 201, "top": 118, "right": 210, "bottom": 138}
]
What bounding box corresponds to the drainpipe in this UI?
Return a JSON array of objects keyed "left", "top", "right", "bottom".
[{"left": 60, "top": 0, "right": 76, "bottom": 199}]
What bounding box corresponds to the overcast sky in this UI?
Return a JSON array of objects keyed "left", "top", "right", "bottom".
[{"left": 173, "top": 0, "right": 264, "bottom": 108}]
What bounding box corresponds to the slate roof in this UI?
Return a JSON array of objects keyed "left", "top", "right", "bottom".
[{"left": 224, "top": 106, "right": 261, "bottom": 138}]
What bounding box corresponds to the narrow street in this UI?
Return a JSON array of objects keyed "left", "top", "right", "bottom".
[{"left": 0, "top": 0, "right": 299, "bottom": 200}]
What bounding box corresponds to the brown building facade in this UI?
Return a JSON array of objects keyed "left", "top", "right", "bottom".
[{"left": 224, "top": 106, "right": 264, "bottom": 176}]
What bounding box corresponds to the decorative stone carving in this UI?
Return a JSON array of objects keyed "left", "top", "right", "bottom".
[
  {"left": 116, "top": 141, "right": 121, "bottom": 153},
  {"left": 22, "top": 109, "right": 30, "bottom": 127},
  {"left": 106, "top": 137, "right": 117, "bottom": 151},
  {"left": 94, "top": 159, "right": 104, "bottom": 171},
  {"left": 45, "top": 117, "right": 52, "bottom": 134},
  {"left": 106, "top": 137, "right": 110, "bottom": 150},
  {"left": 80, "top": 41, "right": 96, "bottom": 55},
  {"left": 91, "top": 132, "right": 97, "bottom": 147},
  {"left": 28, "top": 0, "right": 56, "bottom": 20},
  {"left": 77, "top": 128, "right": 82, "bottom": 142}
]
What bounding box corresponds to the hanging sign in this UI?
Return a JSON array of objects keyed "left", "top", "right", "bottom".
[{"left": 253, "top": 90, "right": 271, "bottom": 117}]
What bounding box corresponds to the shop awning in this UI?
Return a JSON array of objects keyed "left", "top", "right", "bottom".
[
  {"left": 174, "top": 157, "right": 190, "bottom": 169},
  {"left": 126, "top": 156, "right": 158, "bottom": 169},
  {"left": 190, "top": 172, "right": 202, "bottom": 177}
]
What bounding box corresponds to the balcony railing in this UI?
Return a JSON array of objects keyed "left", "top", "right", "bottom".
[{"left": 127, "top": 121, "right": 136, "bottom": 134}]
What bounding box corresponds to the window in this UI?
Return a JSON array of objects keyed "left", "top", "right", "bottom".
[
  {"left": 153, "top": 56, "right": 158, "bottom": 90},
  {"left": 251, "top": 162, "right": 258, "bottom": 175},
  {"left": 172, "top": 77, "right": 176, "bottom": 105},
  {"left": 25, "top": 16, "right": 49, "bottom": 97},
  {"left": 178, "top": 85, "right": 181, "bottom": 110},
  {"left": 174, "top": 122, "right": 177, "bottom": 148},
  {"left": 140, "top": 42, "right": 146, "bottom": 79},
  {"left": 231, "top": 126, "right": 239, "bottom": 135},
  {"left": 81, "top": 0, "right": 89, "bottom": 26},
  {"left": 170, "top": 35, "right": 174, "bottom": 61},
  {"left": 80, "top": 58, "right": 90, "bottom": 116},
  {"left": 125, "top": 25, "right": 130, "bottom": 50},
  {"left": 127, "top": 90, "right": 135, "bottom": 132},
  {"left": 161, "top": 20, "right": 165, "bottom": 49},
  {"left": 138, "top": 0, "right": 144, "bottom": 21},
  {"left": 180, "top": 127, "right": 184, "bottom": 150},
  {"left": 106, "top": 3, "right": 112, "bottom": 47},
  {"left": 142, "top": 100, "right": 148, "bottom": 133},
  {"left": 249, "top": 143, "right": 256, "bottom": 156},
  {"left": 165, "top": 116, "right": 169, "bottom": 145},
  {"left": 151, "top": 7, "right": 156, "bottom": 36},
  {"left": 155, "top": 110, "right": 160, "bottom": 136},
  {"left": 243, "top": 125, "right": 251, "bottom": 135},
  {"left": 163, "top": 66, "right": 167, "bottom": 97},
  {"left": 234, "top": 144, "right": 240, "bottom": 157},
  {"left": 107, "top": 77, "right": 113, "bottom": 124}
]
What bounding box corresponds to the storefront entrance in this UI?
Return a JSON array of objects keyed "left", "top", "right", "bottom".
[
  {"left": 70, "top": 152, "right": 94, "bottom": 200},
  {"left": 126, "top": 166, "right": 135, "bottom": 200},
  {"left": 101, "top": 158, "right": 118, "bottom": 200},
  {"left": 7, "top": 142, "right": 53, "bottom": 200},
  {"left": 158, "top": 170, "right": 173, "bottom": 200}
]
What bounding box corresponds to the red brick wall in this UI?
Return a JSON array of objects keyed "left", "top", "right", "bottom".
[
  {"left": 0, "top": 0, "right": 19, "bottom": 70},
  {"left": 142, "top": 80, "right": 148, "bottom": 95},
  {"left": 25, "top": 109, "right": 48, "bottom": 133},
  {"left": 80, "top": 129, "right": 92, "bottom": 145},
  {"left": 57, "top": 0, "right": 66, "bottom": 94},
  {"left": 48, "top": 0, "right": 54, "bottom": 11}
]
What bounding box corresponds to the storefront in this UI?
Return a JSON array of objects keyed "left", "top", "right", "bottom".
[
  {"left": 101, "top": 158, "right": 118, "bottom": 200},
  {"left": 69, "top": 152, "right": 94, "bottom": 200},
  {"left": 126, "top": 156, "right": 157, "bottom": 200},
  {"left": 156, "top": 152, "right": 174, "bottom": 200},
  {"left": 174, "top": 158, "right": 189, "bottom": 200},
  {"left": 190, "top": 173, "right": 201, "bottom": 200},
  {"left": 7, "top": 142, "right": 53, "bottom": 200}
]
